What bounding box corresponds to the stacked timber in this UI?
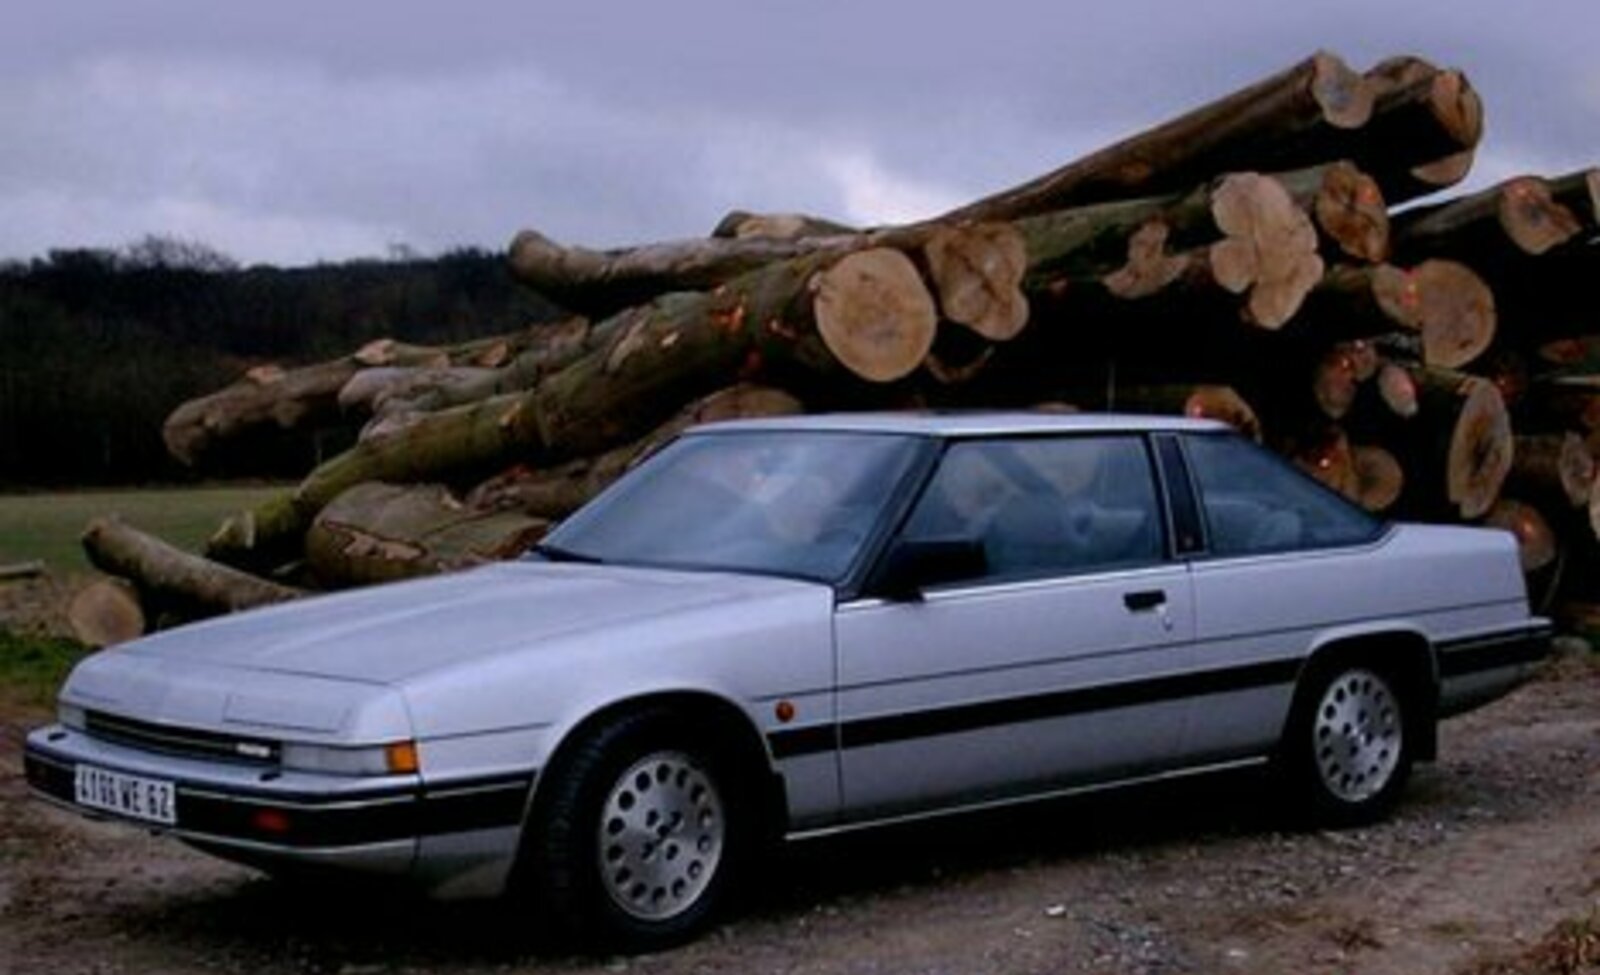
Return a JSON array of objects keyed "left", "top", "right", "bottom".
[{"left": 81, "top": 50, "right": 1600, "bottom": 635}]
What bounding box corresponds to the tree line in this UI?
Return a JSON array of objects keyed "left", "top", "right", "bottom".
[{"left": 0, "top": 239, "right": 562, "bottom": 487}]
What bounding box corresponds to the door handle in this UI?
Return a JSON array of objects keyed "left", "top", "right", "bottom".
[{"left": 1122, "top": 589, "right": 1166, "bottom": 612}]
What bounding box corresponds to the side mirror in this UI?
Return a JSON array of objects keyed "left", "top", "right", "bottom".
[{"left": 872, "top": 537, "right": 986, "bottom": 601}]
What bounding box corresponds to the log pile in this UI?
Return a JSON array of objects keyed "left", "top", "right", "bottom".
[{"left": 81, "top": 50, "right": 1600, "bottom": 636}]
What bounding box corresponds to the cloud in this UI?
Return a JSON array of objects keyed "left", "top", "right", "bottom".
[{"left": 817, "top": 149, "right": 966, "bottom": 226}]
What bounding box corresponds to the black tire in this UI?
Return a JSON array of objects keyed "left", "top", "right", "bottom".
[
  {"left": 519, "top": 708, "right": 749, "bottom": 951},
  {"left": 1282, "top": 662, "right": 1413, "bottom": 827}
]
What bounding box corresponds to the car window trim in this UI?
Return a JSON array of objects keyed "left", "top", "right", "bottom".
[
  {"left": 858, "top": 430, "right": 1177, "bottom": 597},
  {"left": 1176, "top": 430, "right": 1389, "bottom": 563}
]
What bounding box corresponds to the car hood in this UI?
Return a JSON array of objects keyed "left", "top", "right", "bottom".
[{"left": 114, "top": 560, "right": 827, "bottom": 685}]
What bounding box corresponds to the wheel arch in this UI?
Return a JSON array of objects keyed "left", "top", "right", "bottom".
[
  {"left": 526, "top": 690, "right": 789, "bottom": 840},
  {"left": 1287, "top": 627, "right": 1440, "bottom": 761}
]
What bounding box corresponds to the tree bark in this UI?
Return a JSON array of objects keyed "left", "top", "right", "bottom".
[
  {"left": 305, "top": 483, "right": 551, "bottom": 588},
  {"left": 83, "top": 517, "right": 303, "bottom": 618},
  {"left": 1391, "top": 170, "right": 1597, "bottom": 261},
  {"left": 1294, "top": 260, "right": 1495, "bottom": 369},
  {"left": 1353, "top": 58, "right": 1484, "bottom": 204},
  {"left": 1402, "top": 368, "right": 1514, "bottom": 519},
  {"left": 161, "top": 330, "right": 538, "bottom": 468},
  {"left": 467, "top": 384, "right": 805, "bottom": 519}
]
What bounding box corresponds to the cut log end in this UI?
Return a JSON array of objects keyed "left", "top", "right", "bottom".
[
  {"left": 1310, "top": 51, "right": 1375, "bottom": 129},
  {"left": 1208, "top": 173, "right": 1324, "bottom": 328},
  {"left": 1410, "top": 149, "right": 1475, "bottom": 190},
  {"left": 811, "top": 249, "right": 939, "bottom": 382},
  {"left": 67, "top": 578, "right": 146, "bottom": 648},
  {"left": 1314, "top": 162, "right": 1390, "bottom": 262},
  {"left": 923, "top": 224, "right": 1030, "bottom": 341},
  {"left": 1377, "top": 362, "right": 1419, "bottom": 418},
  {"left": 1377, "top": 260, "right": 1495, "bottom": 369},
  {"left": 1351, "top": 445, "right": 1404, "bottom": 512},
  {"left": 1428, "top": 70, "right": 1485, "bottom": 151},
  {"left": 1103, "top": 221, "right": 1191, "bottom": 299},
  {"left": 1485, "top": 499, "right": 1558, "bottom": 573},
  {"left": 1498, "top": 177, "right": 1584, "bottom": 255},
  {"left": 1447, "top": 377, "right": 1514, "bottom": 520}
]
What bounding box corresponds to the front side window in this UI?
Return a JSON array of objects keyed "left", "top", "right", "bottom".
[
  {"left": 900, "top": 436, "right": 1164, "bottom": 583},
  {"left": 1182, "top": 434, "right": 1382, "bottom": 556},
  {"left": 537, "top": 430, "right": 925, "bottom": 583}
]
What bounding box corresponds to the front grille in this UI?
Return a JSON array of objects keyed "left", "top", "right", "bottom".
[{"left": 84, "top": 710, "right": 281, "bottom": 765}]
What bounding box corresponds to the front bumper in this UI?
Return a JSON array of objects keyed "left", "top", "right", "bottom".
[{"left": 24, "top": 723, "right": 533, "bottom": 885}]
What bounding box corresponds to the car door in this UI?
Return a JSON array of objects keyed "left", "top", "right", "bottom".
[
  {"left": 831, "top": 434, "right": 1196, "bottom": 821},
  {"left": 1172, "top": 432, "right": 1392, "bottom": 763}
]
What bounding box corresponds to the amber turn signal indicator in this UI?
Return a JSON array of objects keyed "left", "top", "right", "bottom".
[{"left": 385, "top": 740, "right": 421, "bottom": 774}]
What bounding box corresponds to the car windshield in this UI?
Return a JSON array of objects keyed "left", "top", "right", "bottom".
[{"left": 535, "top": 430, "right": 926, "bottom": 583}]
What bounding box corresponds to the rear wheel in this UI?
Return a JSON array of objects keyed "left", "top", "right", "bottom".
[
  {"left": 1286, "top": 664, "right": 1412, "bottom": 826},
  {"left": 521, "top": 710, "right": 747, "bottom": 951}
]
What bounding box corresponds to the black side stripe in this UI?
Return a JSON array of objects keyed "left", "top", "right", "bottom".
[
  {"left": 768, "top": 658, "right": 1301, "bottom": 759},
  {"left": 1437, "top": 627, "right": 1551, "bottom": 678}
]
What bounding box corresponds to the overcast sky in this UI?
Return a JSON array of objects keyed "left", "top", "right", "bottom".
[{"left": 3, "top": 1, "right": 1596, "bottom": 267}]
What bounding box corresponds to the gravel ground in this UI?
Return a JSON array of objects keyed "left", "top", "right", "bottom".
[{"left": 3, "top": 655, "right": 1598, "bottom": 975}]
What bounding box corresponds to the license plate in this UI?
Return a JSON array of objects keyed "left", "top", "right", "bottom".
[{"left": 74, "top": 764, "right": 177, "bottom": 826}]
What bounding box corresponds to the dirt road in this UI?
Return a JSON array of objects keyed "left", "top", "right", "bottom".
[{"left": 4, "top": 657, "right": 1598, "bottom": 975}]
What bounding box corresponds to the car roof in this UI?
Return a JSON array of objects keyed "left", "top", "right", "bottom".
[{"left": 689, "top": 411, "right": 1233, "bottom": 438}]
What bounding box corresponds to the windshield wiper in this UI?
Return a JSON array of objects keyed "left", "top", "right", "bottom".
[{"left": 530, "top": 542, "right": 604, "bottom": 564}]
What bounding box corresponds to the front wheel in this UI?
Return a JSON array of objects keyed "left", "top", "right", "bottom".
[
  {"left": 1285, "top": 665, "right": 1413, "bottom": 826},
  {"left": 520, "top": 710, "right": 747, "bottom": 951}
]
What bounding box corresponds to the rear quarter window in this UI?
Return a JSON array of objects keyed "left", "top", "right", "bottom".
[{"left": 1182, "top": 434, "right": 1383, "bottom": 556}]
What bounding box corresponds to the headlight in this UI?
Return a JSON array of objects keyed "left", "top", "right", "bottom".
[
  {"left": 279, "top": 740, "right": 420, "bottom": 776},
  {"left": 58, "top": 703, "right": 86, "bottom": 730}
]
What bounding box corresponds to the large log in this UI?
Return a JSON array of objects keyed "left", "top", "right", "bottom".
[
  {"left": 1354, "top": 57, "right": 1483, "bottom": 203},
  {"left": 467, "top": 384, "right": 806, "bottom": 519},
  {"left": 209, "top": 245, "right": 919, "bottom": 564},
  {"left": 512, "top": 163, "right": 1367, "bottom": 324},
  {"left": 941, "top": 53, "right": 1481, "bottom": 224},
  {"left": 1391, "top": 170, "right": 1598, "bottom": 261},
  {"left": 161, "top": 331, "right": 538, "bottom": 468},
  {"left": 83, "top": 517, "right": 303, "bottom": 618},
  {"left": 1294, "top": 260, "right": 1495, "bottom": 369},
  {"left": 940, "top": 53, "right": 1373, "bottom": 222},
  {"left": 1403, "top": 368, "right": 1515, "bottom": 519},
  {"left": 305, "top": 483, "right": 550, "bottom": 588}
]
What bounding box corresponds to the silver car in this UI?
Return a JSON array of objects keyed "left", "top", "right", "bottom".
[{"left": 25, "top": 413, "right": 1549, "bottom": 948}]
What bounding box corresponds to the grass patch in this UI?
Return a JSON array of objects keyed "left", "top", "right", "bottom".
[
  {"left": 0, "top": 629, "right": 86, "bottom": 709},
  {"left": 0, "top": 484, "right": 285, "bottom": 572}
]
